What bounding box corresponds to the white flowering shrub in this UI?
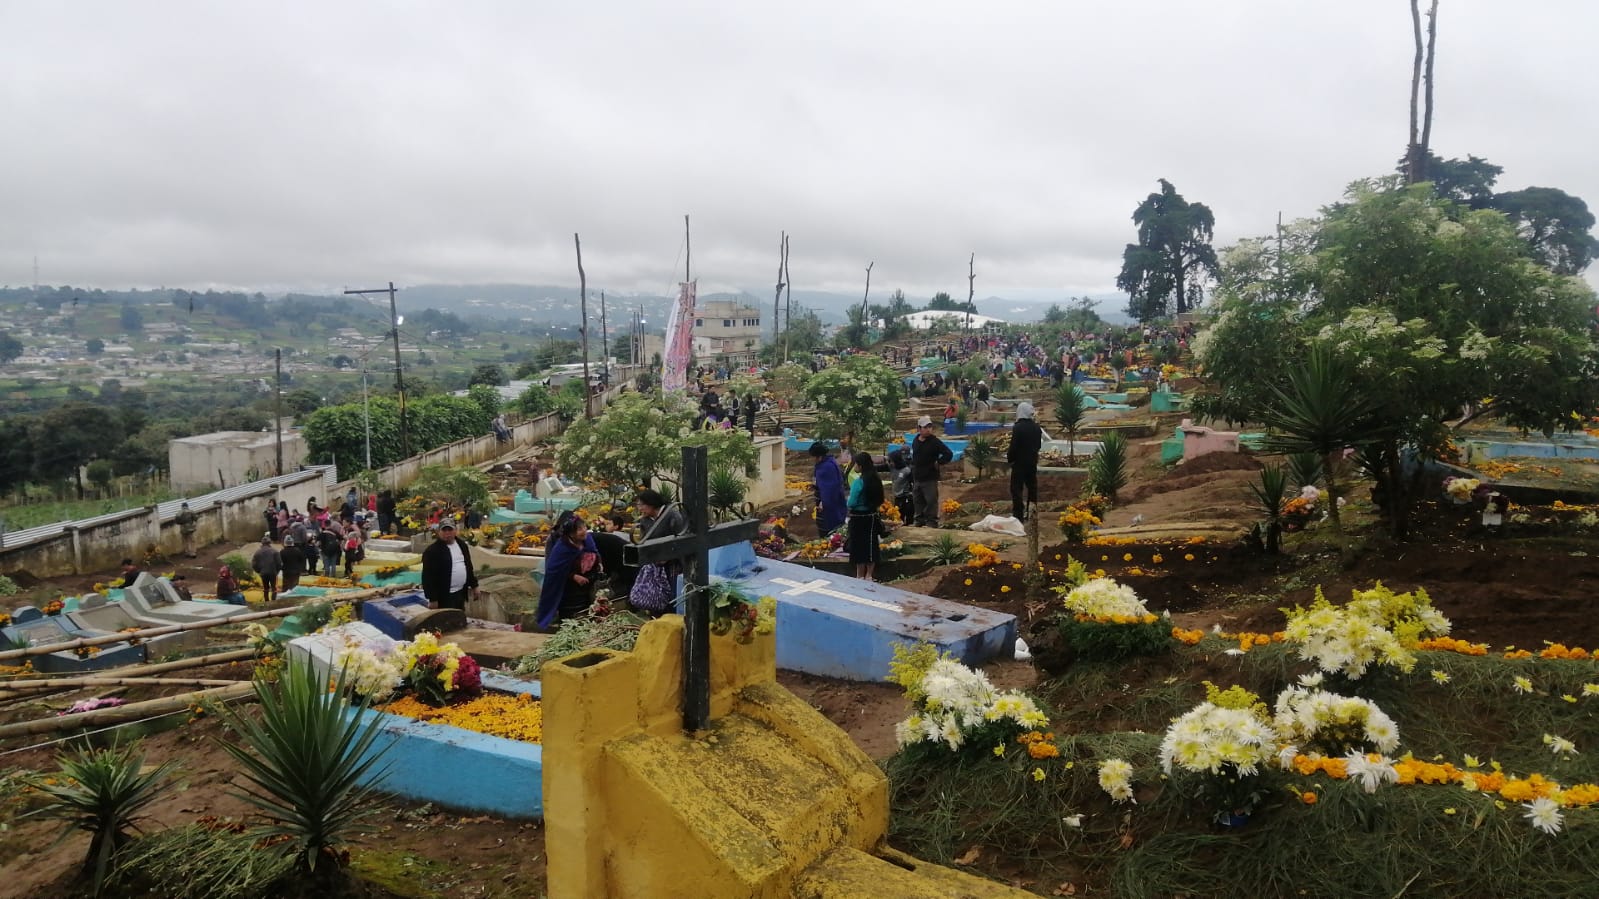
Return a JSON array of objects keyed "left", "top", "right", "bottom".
[
  {"left": 555, "top": 391, "right": 757, "bottom": 492},
  {"left": 800, "top": 354, "right": 904, "bottom": 443}
]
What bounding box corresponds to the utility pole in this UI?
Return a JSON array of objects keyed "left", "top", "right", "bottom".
[
  {"left": 274, "top": 348, "right": 284, "bottom": 476},
  {"left": 575, "top": 233, "right": 593, "bottom": 420},
  {"left": 345, "top": 282, "right": 409, "bottom": 458},
  {"left": 783, "top": 241, "right": 792, "bottom": 363},
  {"left": 966, "top": 253, "right": 975, "bottom": 334},
  {"left": 599, "top": 289, "right": 610, "bottom": 386}
]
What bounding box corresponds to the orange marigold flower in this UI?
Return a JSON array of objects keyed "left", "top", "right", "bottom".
[{"left": 1301, "top": 791, "right": 1318, "bottom": 805}]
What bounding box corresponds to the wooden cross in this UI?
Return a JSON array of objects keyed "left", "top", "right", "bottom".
[{"left": 625, "top": 445, "right": 760, "bottom": 732}]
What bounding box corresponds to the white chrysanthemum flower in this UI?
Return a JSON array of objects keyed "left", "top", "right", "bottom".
[
  {"left": 1543, "top": 734, "right": 1578, "bottom": 757},
  {"left": 1524, "top": 797, "right": 1564, "bottom": 835},
  {"left": 1343, "top": 752, "right": 1398, "bottom": 794}
]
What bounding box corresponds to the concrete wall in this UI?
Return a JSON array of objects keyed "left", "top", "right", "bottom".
[
  {"left": 749, "top": 435, "right": 788, "bottom": 508},
  {"left": 0, "top": 469, "right": 325, "bottom": 578}
]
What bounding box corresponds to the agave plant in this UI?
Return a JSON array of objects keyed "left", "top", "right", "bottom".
[
  {"left": 1054, "top": 385, "right": 1087, "bottom": 464},
  {"left": 707, "top": 467, "right": 750, "bottom": 522},
  {"left": 1286, "top": 452, "right": 1324, "bottom": 493},
  {"left": 218, "top": 655, "right": 394, "bottom": 878},
  {"left": 1246, "top": 465, "right": 1290, "bottom": 554},
  {"left": 1087, "top": 432, "right": 1129, "bottom": 505},
  {"left": 928, "top": 532, "right": 965, "bottom": 566},
  {"left": 964, "top": 436, "right": 997, "bottom": 481},
  {"left": 31, "top": 739, "right": 176, "bottom": 895},
  {"left": 1260, "top": 345, "right": 1389, "bottom": 532}
]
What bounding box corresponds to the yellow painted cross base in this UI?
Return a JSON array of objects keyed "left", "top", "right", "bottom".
[{"left": 540, "top": 617, "right": 1032, "bottom": 898}]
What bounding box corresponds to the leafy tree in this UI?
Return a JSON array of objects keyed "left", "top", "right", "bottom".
[
  {"left": 86, "top": 337, "right": 105, "bottom": 355},
  {"left": 468, "top": 363, "right": 507, "bottom": 387},
  {"left": 1198, "top": 178, "right": 1599, "bottom": 538},
  {"left": 119, "top": 303, "right": 144, "bottom": 331},
  {"left": 281, "top": 388, "right": 323, "bottom": 417},
  {"left": 556, "top": 391, "right": 757, "bottom": 492},
  {"left": 86, "top": 459, "right": 115, "bottom": 493},
  {"left": 1400, "top": 150, "right": 1502, "bottom": 208},
  {"left": 466, "top": 384, "right": 500, "bottom": 421},
  {"left": 925, "top": 292, "right": 972, "bottom": 312},
  {"left": 1116, "top": 179, "right": 1220, "bottom": 321},
  {"left": 515, "top": 383, "right": 557, "bottom": 418},
  {"left": 779, "top": 310, "right": 824, "bottom": 356},
  {"left": 31, "top": 402, "right": 123, "bottom": 497},
  {"left": 800, "top": 354, "right": 903, "bottom": 445},
  {"left": 0, "top": 331, "right": 22, "bottom": 363},
  {"left": 1491, "top": 186, "right": 1598, "bottom": 276}
]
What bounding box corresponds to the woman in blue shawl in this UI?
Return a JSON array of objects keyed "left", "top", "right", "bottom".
[
  {"left": 810, "top": 441, "right": 847, "bottom": 535},
  {"left": 536, "top": 511, "right": 603, "bottom": 630}
]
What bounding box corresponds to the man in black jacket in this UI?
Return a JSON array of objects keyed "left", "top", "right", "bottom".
[
  {"left": 909, "top": 416, "right": 954, "bottom": 527},
  {"left": 1007, "top": 401, "right": 1044, "bottom": 521},
  {"left": 421, "top": 519, "right": 479, "bottom": 611}
]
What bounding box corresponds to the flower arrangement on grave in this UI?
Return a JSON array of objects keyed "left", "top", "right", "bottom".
[
  {"left": 401, "top": 631, "right": 483, "bottom": 707},
  {"left": 878, "top": 498, "right": 902, "bottom": 525},
  {"left": 941, "top": 499, "right": 962, "bottom": 516},
  {"left": 752, "top": 517, "right": 791, "bottom": 559},
  {"left": 72, "top": 645, "right": 101, "bottom": 660},
  {"left": 117, "top": 627, "right": 143, "bottom": 646},
  {"left": 965, "top": 543, "right": 1001, "bottom": 569},
  {"left": 1281, "top": 494, "right": 1317, "bottom": 531},
  {"left": 1054, "top": 569, "right": 1172, "bottom": 661},
  {"left": 879, "top": 538, "right": 904, "bottom": 556},
  {"left": 889, "top": 643, "right": 1049, "bottom": 757},
  {"left": 703, "top": 582, "right": 777, "bottom": 644},
  {"left": 1159, "top": 682, "right": 1280, "bottom": 823},
  {"left": 1282, "top": 582, "right": 1451, "bottom": 681},
  {"left": 371, "top": 563, "right": 413, "bottom": 580},
  {"left": 40, "top": 599, "right": 65, "bottom": 616},
  {"left": 0, "top": 611, "right": 10, "bottom": 628},
  {"left": 381, "top": 691, "right": 543, "bottom": 742},
  {"left": 1444, "top": 476, "right": 1481, "bottom": 503},
  {"left": 1271, "top": 687, "right": 1400, "bottom": 758},
  {"left": 1057, "top": 501, "right": 1101, "bottom": 542}
]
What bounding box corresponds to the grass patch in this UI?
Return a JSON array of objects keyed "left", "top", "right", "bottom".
[{"left": 888, "top": 637, "right": 1599, "bottom": 896}]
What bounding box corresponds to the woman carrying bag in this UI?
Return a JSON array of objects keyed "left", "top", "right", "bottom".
[{"left": 628, "top": 488, "right": 686, "bottom": 615}]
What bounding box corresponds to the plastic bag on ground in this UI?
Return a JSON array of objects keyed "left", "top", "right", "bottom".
[{"left": 969, "top": 514, "right": 1026, "bottom": 537}]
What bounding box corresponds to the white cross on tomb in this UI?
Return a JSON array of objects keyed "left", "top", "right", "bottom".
[{"left": 768, "top": 577, "right": 903, "bottom": 613}]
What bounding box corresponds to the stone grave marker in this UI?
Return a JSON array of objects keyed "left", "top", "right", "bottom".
[
  {"left": 286, "top": 621, "right": 399, "bottom": 686},
  {"left": 121, "top": 573, "right": 235, "bottom": 625},
  {"left": 360, "top": 593, "right": 466, "bottom": 640},
  {"left": 1, "top": 606, "right": 146, "bottom": 673}
]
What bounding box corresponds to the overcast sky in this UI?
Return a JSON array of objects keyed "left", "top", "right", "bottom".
[{"left": 3, "top": 1, "right": 1596, "bottom": 301}]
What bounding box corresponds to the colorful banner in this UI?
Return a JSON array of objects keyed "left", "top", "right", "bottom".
[{"left": 661, "top": 280, "right": 696, "bottom": 392}]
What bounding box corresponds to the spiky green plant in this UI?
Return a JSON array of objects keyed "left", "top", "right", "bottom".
[
  {"left": 1260, "top": 345, "right": 1389, "bottom": 531},
  {"left": 964, "top": 436, "right": 997, "bottom": 481},
  {"left": 218, "top": 656, "right": 394, "bottom": 878},
  {"left": 1054, "top": 385, "right": 1087, "bottom": 465},
  {"left": 928, "top": 532, "right": 965, "bottom": 566},
  {"left": 707, "top": 467, "right": 749, "bottom": 522},
  {"left": 30, "top": 739, "right": 176, "bottom": 895},
  {"left": 1246, "top": 464, "right": 1290, "bottom": 554},
  {"left": 1286, "top": 452, "right": 1323, "bottom": 492},
  {"left": 1087, "top": 432, "right": 1129, "bottom": 504}
]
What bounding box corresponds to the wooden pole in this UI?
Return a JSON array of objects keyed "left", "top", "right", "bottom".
[
  {"left": 684, "top": 214, "right": 691, "bottom": 283},
  {"left": 773, "top": 232, "right": 786, "bottom": 348},
  {"left": 0, "top": 683, "right": 257, "bottom": 739},
  {"left": 576, "top": 233, "right": 593, "bottom": 420},
  {"left": 1, "top": 676, "right": 242, "bottom": 693},
  {"left": 0, "top": 648, "right": 255, "bottom": 687},
  {"left": 966, "top": 253, "right": 975, "bottom": 334}
]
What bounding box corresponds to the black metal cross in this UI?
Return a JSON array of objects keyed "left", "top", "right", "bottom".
[{"left": 625, "top": 445, "right": 760, "bottom": 732}]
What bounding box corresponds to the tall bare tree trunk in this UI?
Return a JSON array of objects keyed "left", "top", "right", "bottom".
[
  {"left": 1419, "top": 0, "right": 1439, "bottom": 183},
  {"left": 1405, "top": 0, "right": 1424, "bottom": 183}
]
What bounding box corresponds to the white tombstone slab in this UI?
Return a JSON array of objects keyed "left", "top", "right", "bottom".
[{"left": 286, "top": 621, "right": 401, "bottom": 688}]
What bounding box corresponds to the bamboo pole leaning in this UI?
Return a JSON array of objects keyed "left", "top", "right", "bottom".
[
  {"left": 0, "top": 649, "right": 257, "bottom": 701},
  {"left": 0, "top": 682, "right": 258, "bottom": 739},
  {"left": 0, "top": 676, "right": 243, "bottom": 693},
  {"left": 0, "top": 585, "right": 406, "bottom": 662}
]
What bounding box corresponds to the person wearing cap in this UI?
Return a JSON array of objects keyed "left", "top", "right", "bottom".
[
  {"left": 279, "top": 536, "right": 305, "bottom": 592},
  {"left": 422, "top": 518, "right": 480, "bottom": 611},
  {"left": 809, "top": 442, "right": 847, "bottom": 536},
  {"left": 1008, "top": 401, "right": 1044, "bottom": 521},
  {"left": 251, "top": 536, "right": 282, "bottom": 603},
  {"left": 910, "top": 416, "right": 953, "bottom": 527},
  {"left": 175, "top": 502, "right": 199, "bottom": 558}
]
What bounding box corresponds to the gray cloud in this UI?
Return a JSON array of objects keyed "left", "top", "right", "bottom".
[{"left": 2, "top": 1, "right": 1595, "bottom": 299}]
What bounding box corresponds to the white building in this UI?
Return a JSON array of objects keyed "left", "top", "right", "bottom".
[
  {"left": 169, "top": 431, "right": 306, "bottom": 492},
  {"left": 901, "top": 310, "right": 1007, "bottom": 332},
  {"left": 692, "top": 299, "right": 763, "bottom": 366}
]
